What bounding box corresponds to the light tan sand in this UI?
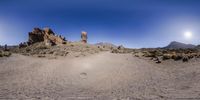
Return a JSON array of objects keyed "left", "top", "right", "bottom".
[{"left": 0, "top": 52, "right": 200, "bottom": 100}]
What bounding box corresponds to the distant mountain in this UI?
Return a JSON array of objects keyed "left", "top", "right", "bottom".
[
  {"left": 0, "top": 45, "right": 18, "bottom": 50},
  {"left": 195, "top": 45, "right": 200, "bottom": 50},
  {"left": 164, "top": 41, "right": 196, "bottom": 49},
  {"left": 95, "top": 42, "right": 117, "bottom": 48}
]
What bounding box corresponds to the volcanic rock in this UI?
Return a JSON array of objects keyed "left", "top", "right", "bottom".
[
  {"left": 28, "top": 27, "right": 66, "bottom": 46},
  {"left": 81, "top": 31, "right": 87, "bottom": 43}
]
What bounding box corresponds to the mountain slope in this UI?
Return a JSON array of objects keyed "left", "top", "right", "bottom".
[
  {"left": 164, "top": 41, "right": 196, "bottom": 49},
  {"left": 95, "top": 42, "right": 117, "bottom": 48}
]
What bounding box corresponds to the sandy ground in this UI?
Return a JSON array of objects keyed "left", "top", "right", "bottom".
[{"left": 1, "top": 52, "right": 200, "bottom": 100}]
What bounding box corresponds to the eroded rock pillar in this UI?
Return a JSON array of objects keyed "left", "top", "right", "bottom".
[{"left": 81, "top": 31, "right": 87, "bottom": 43}]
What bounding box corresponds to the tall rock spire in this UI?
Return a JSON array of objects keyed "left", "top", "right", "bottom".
[{"left": 81, "top": 31, "right": 87, "bottom": 43}]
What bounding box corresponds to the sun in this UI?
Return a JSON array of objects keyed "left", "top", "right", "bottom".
[{"left": 184, "top": 31, "right": 193, "bottom": 39}]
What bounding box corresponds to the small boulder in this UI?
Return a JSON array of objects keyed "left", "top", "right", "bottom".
[
  {"left": 182, "top": 56, "right": 189, "bottom": 62},
  {"left": 155, "top": 57, "right": 161, "bottom": 63}
]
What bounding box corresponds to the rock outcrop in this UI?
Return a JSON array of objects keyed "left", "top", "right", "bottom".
[
  {"left": 28, "top": 27, "right": 66, "bottom": 46},
  {"left": 81, "top": 31, "right": 87, "bottom": 43}
]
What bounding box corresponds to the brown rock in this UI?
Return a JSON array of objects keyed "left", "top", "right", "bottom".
[
  {"left": 81, "top": 31, "right": 87, "bottom": 43},
  {"left": 183, "top": 56, "right": 189, "bottom": 62},
  {"left": 117, "top": 45, "right": 124, "bottom": 50},
  {"left": 28, "top": 27, "right": 66, "bottom": 45},
  {"left": 155, "top": 57, "right": 161, "bottom": 63}
]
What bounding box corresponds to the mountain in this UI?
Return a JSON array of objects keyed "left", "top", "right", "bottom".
[
  {"left": 195, "top": 45, "right": 200, "bottom": 50},
  {"left": 95, "top": 42, "right": 117, "bottom": 48},
  {"left": 0, "top": 45, "right": 18, "bottom": 50},
  {"left": 164, "top": 41, "right": 196, "bottom": 49}
]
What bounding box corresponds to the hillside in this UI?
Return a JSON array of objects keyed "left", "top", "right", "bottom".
[{"left": 164, "top": 41, "right": 196, "bottom": 49}]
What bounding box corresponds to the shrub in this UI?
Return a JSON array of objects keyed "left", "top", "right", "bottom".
[
  {"left": 162, "top": 54, "right": 172, "bottom": 60},
  {"left": 0, "top": 50, "right": 12, "bottom": 57}
]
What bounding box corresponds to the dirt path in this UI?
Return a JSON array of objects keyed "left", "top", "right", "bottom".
[{"left": 0, "top": 52, "right": 200, "bottom": 100}]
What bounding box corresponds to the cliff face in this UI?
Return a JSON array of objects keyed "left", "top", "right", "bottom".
[{"left": 28, "top": 28, "right": 66, "bottom": 46}]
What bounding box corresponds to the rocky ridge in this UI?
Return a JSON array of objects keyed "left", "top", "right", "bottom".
[
  {"left": 12, "top": 27, "right": 111, "bottom": 58},
  {"left": 28, "top": 27, "right": 66, "bottom": 46}
]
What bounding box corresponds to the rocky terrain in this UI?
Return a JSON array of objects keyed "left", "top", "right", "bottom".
[
  {"left": 10, "top": 28, "right": 113, "bottom": 58},
  {"left": 133, "top": 41, "right": 200, "bottom": 63},
  {"left": 1, "top": 28, "right": 200, "bottom": 100},
  {"left": 108, "top": 41, "right": 200, "bottom": 64},
  {"left": 1, "top": 51, "right": 200, "bottom": 100},
  {"left": 8, "top": 28, "right": 200, "bottom": 63},
  {"left": 12, "top": 42, "right": 106, "bottom": 58}
]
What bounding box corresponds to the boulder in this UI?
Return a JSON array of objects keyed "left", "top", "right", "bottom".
[
  {"left": 117, "top": 45, "right": 124, "bottom": 50},
  {"left": 182, "top": 56, "right": 189, "bottom": 62}
]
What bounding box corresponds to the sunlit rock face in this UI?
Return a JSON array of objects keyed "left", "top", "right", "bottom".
[
  {"left": 28, "top": 28, "right": 45, "bottom": 44},
  {"left": 28, "top": 27, "right": 66, "bottom": 46},
  {"left": 81, "top": 31, "right": 87, "bottom": 43}
]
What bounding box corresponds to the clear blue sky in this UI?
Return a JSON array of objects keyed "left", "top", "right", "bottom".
[{"left": 0, "top": 0, "right": 200, "bottom": 48}]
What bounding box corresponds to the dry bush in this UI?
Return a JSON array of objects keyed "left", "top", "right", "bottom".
[{"left": 0, "top": 50, "right": 12, "bottom": 57}]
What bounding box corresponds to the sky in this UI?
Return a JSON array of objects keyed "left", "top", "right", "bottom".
[{"left": 0, "top": 0, "right": 200, "bottom": 48}]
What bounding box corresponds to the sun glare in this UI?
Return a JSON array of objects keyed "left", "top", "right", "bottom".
[{"left": 184, "top": 31, "right": 193, "bottom": 40}]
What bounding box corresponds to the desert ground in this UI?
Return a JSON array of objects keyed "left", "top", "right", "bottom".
[{"left": 1, "top": 51, "right": 200, "bottom": 100}]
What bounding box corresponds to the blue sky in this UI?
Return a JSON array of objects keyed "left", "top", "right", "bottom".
[{"left": 0, "top": 0, "right": 200, "bottom": 48}]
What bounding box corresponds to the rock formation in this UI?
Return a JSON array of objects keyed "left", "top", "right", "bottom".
[
  {"left": 81, "top": 31, "right": 87, "bottom": 43},
  {"left": 28, "top": 27, "right": 66, "bottom": 46}
]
